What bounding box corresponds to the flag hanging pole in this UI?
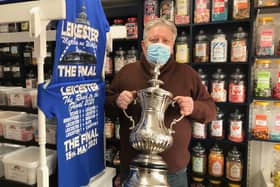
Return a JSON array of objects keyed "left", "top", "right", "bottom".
[{"left": 0, "top": 1, "right": 65, "bottom": 187}]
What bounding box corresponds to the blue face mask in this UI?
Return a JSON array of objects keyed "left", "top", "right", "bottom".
[{"left": 146, "top": 43, "right": 171, "bottom": 66}]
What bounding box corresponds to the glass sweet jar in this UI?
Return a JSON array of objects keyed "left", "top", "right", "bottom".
[
  {"left": 251, "top": 101, "right": 271, "bottom": 140},
  {"left": 254, "top": 59, "right": 273, "bottom": 98},
  {"left": 210, "top": 29, "right": 227, "bottom": 63},
  {"left": 192, "top": 142, "right": 207, "bottom": 176},
  {"left": 211, "top": 68, "right": 227, "bottom": 102},
  {"left": 226, "top": 146, "right": 243, "bottom": 182},
  {"left": 256, "top": 17, "right": 275, "bottom": 56},
  {"left": 194, "top": 30, "right": 209, "bottom": 63},
  {"left": 229, "top": 68, "right": 246, "bottom": 103},
  {"left": 208, "top": 144, "right": 224, "bottom": 177},
  {"left": 228, "top": 109, "right": 244, "bottom": 143},
  {"left": 231, "top": 27, "right": 248, "bottom": 63},
  {"left": 209, "top": 107, "right": 225, "bottom": 140}
]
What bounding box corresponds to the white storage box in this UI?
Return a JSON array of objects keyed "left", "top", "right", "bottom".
[
  {"left": 34, "top": 118, "right": 56, "bottom": 144},
  {"left": 0, "top": 111, "right": 26, "bottom": 136},
  {"left": 0, "top": 143, "right": 25, "bottom": 177},
  {"left": 109, "top": 25, "right": 127, "bottom": 39},
  {"left": 2, "top": 146, "right": 57, "bottom": 185},
  {"left": 0, "top": 87, "right": 22, "bottom": 106},
  {"left": 2, "top": 113, "right": 37, "bottom": 141},
  {"left": 7, "top": 88, "right": 37, "bottom": 108}
]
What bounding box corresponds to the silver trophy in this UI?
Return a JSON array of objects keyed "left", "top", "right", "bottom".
[{"left": 122, "top": 63, "right": 184, "bottom": 187}]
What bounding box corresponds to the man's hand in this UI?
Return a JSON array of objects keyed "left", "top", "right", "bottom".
[
  {"left": 173, "top": 96, "right": 194, "bottom": 116},
  {"left": 116, "top": 90, "right": 137, "bottom": 110}
]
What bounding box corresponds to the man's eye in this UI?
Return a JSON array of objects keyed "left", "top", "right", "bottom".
[
  {"left": 150, "top": 39, "right": 158, "bottom": 43},
  {"left": 163, "top": 39, "right": 170, "bottom": 44}
]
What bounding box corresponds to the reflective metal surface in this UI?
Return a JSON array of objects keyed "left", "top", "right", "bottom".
[{"left": 123, "top": 64, "right": 183, "bottom": 187}]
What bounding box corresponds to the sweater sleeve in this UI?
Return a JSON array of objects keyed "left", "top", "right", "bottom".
[{"left": 189, "top": 70, "right": 217, "bottom": 124}]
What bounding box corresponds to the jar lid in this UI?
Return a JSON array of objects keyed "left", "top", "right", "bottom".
[
  {"left": 228, "top": 183, "right": 241, "bottom": 187},
  {"left": 233, "top": 27, "right": 248, "bottom": 39},
  {"left": 195, "top": 30, "right": 208, "bottom": 41},
  {"left": 230, "top": 109, "right": 243, "bottom": 120},
  {"left": 256, "top": 59, "right": 272, "bottom": 64},
  {"left": 213, "top": 28, "right": 226, "bottom": 38},
  {"left": 198, "top": 68, "right": 207, "bottom": 79},
  {"left": 209, "top": 179, "right": 222, "bottom": 184},
  {"left": 273, "top": 144, "right": 280, "bottom": 151},
  {"left": 230, "top": 68, "right": 245, "bottom": 80},
  {"left": 211, "top": 144, "right": 222, "bottom": 153},
  {"left": 216, "top": 107, "right": 224, "bottom": 118},
  {"left": 192, "top": 176, "right": 204, "bottom": 182},
  {"left": 192, "top": 142, "right": 205, "bottom": 153},
  {"left": 227, "top": 146, "right": 242, "bottom": 158},
  {"left": 254, "top": 101, "right": 269, "bottom": 106},
  {"left": 127, "top": 49, "right": 132, "bottom": 55},
  {"left": 176, "top": 31, "right": 188, "bottom": 42},
  {"left": 212, "top": 68, "right": 226, "bottom": 80},
  {"left": 259, "top": 16, "right": 274, "bottom": 22},
  {"left": 128, "top": 17, "right": 137, "bottom": 22},
  {"left": 274, "top": 102, "right": 280, "bottom": 106},
  {"left": 113, "top": 19, "right": 125, "bottom": 25}
]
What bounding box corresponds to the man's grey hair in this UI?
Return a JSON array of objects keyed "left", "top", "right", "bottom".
[{"left": 143, "top": 18, "right": 177, "bottom": 42}]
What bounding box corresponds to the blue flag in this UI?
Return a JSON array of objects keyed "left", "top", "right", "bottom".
[{"left": 38, "top": 0, "right": 109, "bottom": 187}]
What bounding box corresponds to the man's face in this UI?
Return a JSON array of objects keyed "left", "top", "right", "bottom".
[{"left": 142, "top": 25, "right": 175, "bottom": 57}]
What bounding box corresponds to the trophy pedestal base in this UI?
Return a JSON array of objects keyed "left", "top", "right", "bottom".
[{"left": 122, "top": 154, "right": 169, "bottom": 187}]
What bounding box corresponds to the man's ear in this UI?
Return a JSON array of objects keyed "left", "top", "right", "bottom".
[{"left": 141, "top": 40, "right": 146, "bottom": 53}]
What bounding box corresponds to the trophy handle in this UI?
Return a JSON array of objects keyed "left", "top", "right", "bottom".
[
  {"left": 123, "top": 109, "right": 135, "bottom": 130},
  {"left": 169, "top": 101, "right": 185, "bottom": 134}
]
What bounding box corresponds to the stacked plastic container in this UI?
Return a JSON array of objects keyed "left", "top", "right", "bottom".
[
  {"left": 2, "top": 146, "right": 56, "bottom": 185},
  {"left": 2, "top": 113, "right": 37, "bottom": 142}
]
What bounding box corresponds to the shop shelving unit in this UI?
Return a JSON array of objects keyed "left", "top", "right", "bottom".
[
  {"left": 0, "top": 1, "right": 65, "bottom": 187},
  {"left": 247, "top": 4, "right": 280, "bottom": 187}
]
